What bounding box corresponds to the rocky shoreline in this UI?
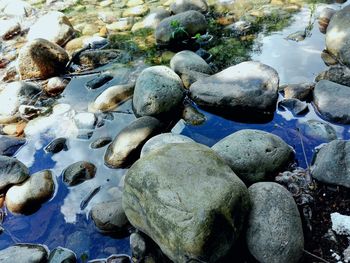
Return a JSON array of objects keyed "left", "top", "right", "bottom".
[{"left": 0, "top": 0, "right": 349, "bottom": 262}]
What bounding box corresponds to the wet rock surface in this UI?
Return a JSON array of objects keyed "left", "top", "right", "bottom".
[
  {"left": 123, "top": 143, "right": 250, "bottom": 263},
  {"left": 0, "top": 244, "right": 48, "bottom": 263},
  {"left": 48, "top": 247, "right": 77, "bottom": 263},
  {"left": 0, "top": 155, "right": 29, "bottom": 193},
  {"left": 63, "top": 161, "right": 96, "bottom": 186},
  {"left": 0, "top": 135, "right": 26, "bottom": 156}
]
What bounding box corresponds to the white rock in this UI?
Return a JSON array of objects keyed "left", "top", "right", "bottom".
[
  {"left": 74, "top": 112, "right": 96, "bottom": 129},
  {"left": 331, "top": 212, "right": 350, "bottom": 236},
  {"left": 2, "top": 0, "right": 33, "bottom": 17}
]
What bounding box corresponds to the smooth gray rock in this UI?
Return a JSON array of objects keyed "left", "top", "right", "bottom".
[
  {"left": 180, "top": 70, "right": 210, "bottom": 89},
  {"left": 140, "top": 133, "right": 194, "bottom": 157},
  {"left": 212, "top": 129, "right": 294, "bottom": 184},
  {"left": 170, "top": 0, "right": 208, "bottom": 14},
  {"left": 133, "top": 66, "right": 184, "bottom": 117},
  {"left": 123, "top": 142, "right": 250, "bottom": 263},
  {"left": 45, "top": 138, "right": 68, "bottom": 154},
  {"left": 6, "top": 170, "right": 55, "bottom": 214},
  {"left": 299, "top": 120, "right": 337, "bottom": 142},
  {"left": 311, "top": 140, "right": 350, "bottom": 187},
  {"left": 189, "top": 61, "right": 279, "bottom": 115},
  {"left": 18, "top": 38, "right": 69, "bottom": 80},
  {"left": 49, "top": 246, "right": 77, "bottom": 263},
  {"left": 27, "top": 11, "right": 75, "bottom": 46},
  {"left": 90, "top": 137, "right": 112, "bottom": 149},
  {"left": 170, "top": 50, "right": 212, "bottom": 75},
  {"left": 63, "top": 161, "right": 96, "bottom": 186},
  {"left": 0, "top": 155, "right": 29, "bottom": 193},
  {"left": 91, "top": 199, "right": 129, "bottom": 234},
  {"left": 0, "top": 244, "right": 48, "bottom": 263},
  {"left": 131, "top": 8, "right": 170, "bottom": 32},
  {"left": 155, "top": 10, "right": 207, "bottom": 44},
  {"left": 0, "top": 136, "right": 26, "bottom": 156},
  {"left": 326, "top": 5, "right": 350, "bottom": 67},
  {"left": 246, "top": 182, "right": 304, "bottom": 263},
  {"left": 313, "top": 80, "right": 350, "bottom": 124},
  {"left": 104, "top": 116, "right": 163, "bottom": 168}
]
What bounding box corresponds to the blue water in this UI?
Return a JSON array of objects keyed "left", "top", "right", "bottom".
[{"left": 1, "top": 2, "right": 350, "bottom": 262}]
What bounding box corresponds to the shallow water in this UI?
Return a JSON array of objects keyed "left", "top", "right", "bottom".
[{"left": 1, "top": 1, "right": 350, "bottom": 262}]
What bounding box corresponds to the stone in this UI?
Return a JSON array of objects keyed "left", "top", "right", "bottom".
[
  {"left": 6, "top": 170, "right": 55, "bottom": 214},
  {"left": 155, "top": 10, "right": 207, "bottom": 45},
  {"left": 130, "top": 232, "right": 146, "bottom": 260},
  {"left": 311, "top": 140, "right": 350, "bottom": 188},
  {"left": 321, "top": 50, "right": 339, "bottom": 66},
  {"left": 27, "top": 11, "right": 75, "bottom": 46},
  {"left": 0, "top": 244, "right": 48, "bottom": 263},
  {"left": 131, "top": 8, "right": 170, "bottom": 32},
  {"left": 316, "top": 65, "right": 350, "bottom": 87},
  {"left": 313, "top": 80, "right": 350, "bottom": 124},
  {"left": 49, "top": 247, "right": 77, "bottom": 263},
  {"left": 246, "top": 182, "right": 304, "bottom": 263},
  {"left": 123, "top": 5, "right": 149, "bottom": 17},
  {"left": 140, "top": 133, "right": 194, "bottom": 157},
  {"left": 63, "top": 161, "right": 96, "bottom": 186},
  {"left": 2, "top": 0, "right": 33, "bottom": 17},
  {"left": 281, "top": 82, "right": 314, "bottom": 101},
  {"left": 0, "top": 155, "right": 29, "bottom": 193},
  {"left": 180, "top": 70, "right": 209, "bottom": 89},
  {"left": 104, "top": 116, "right": 163, "bottom": 168},
  {"left": 170, "top": 0, "right": 208, "bottom": 14},
  {"left": 0, "top": 135, "right": 26, "bottom": 156},
  {"left": 170, "top": 50, "right": 212, "bottom": 75},
  {"left": 106, "top": 18, "right": 134, "bottom": 32},
  {"left": 190, "top": 61, "right": 279, "bottom": 117},
  {"left": 85, "top": 74, "right": 113, "bottom": 90},
  {"left": 127, "top": 0, "right": 144, "bottom": 7},
  {"left": 318, "top": 7, "right": 336, "bottom": 33},
  {"left": 91, "top": 198, "right": 129, "bottom": 234},
  {"left": 90, "top": 137, "right": 112, "bottom": 149},
  {"left": 133, "top": 66, "right": 184, "bottom": 118},
  {"left": 0, "top": 19, "right": 21, "bottom": 40},
  {"left": 225, "top": 21, "right": 252, "bottom": 36},
  {"left": 74, "top": 112, "right": 96, "bottom": 130},
  {"left": 278, "top": 98, "right": 308, "bottom": 116},
  {"left": 123, "top": 142, "right": 250, "bottom": 262},
  {"left": 0, "top": 81, "right": 41, "bottom": 121},
  {"left": 90, "top": 83, "right": 134, "bottom": 112},
  {"left": 212, "top": 129, "right": 294, "bottom": 184},
  {"left": 299, "top": 120, "right": 337, "bottom": 142},
  {"left": 76, "top": 49, "right": 120, "bottom": 68},
  {"left": 18, "top": 38, "right": 69, "bottom": 80},
  {"left": 45, "top": 77, "right": 69, "bottom": 95},
  {"left": 182, "top": 104, "right": 206, "bottom": 125},
  {"left": 44, "top": 137, "right": 68, "bottom": 154},
  {"left": 326, "top": 5, "right": 350, "bottom": 67}
]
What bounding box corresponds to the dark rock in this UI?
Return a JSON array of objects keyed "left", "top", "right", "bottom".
[
  {"left": 45, "top": 137, "right": 68, "bottom": 154},
  {"left": 130, "top": 232, "right": 146, "bottom": 260},
  {"left": 63, "top": 161, "right": 96, "bottom": 186},
  {"left": 313, "top": 80, "right": 350, "bottom": 124},
  {"left": 0, "top": 244, "right": 48, "bottom": 263},
  {"left": 280, "top": 82, "right": 314, "bottom": 101},
  {"left": 90, "top": 137, "right": 112, "bottom": 149},
  {"left": 77, "top": 49, "right": 120, "bottom": 68},
  {"left": 85, "top": 74, "right": 113, "bottom": 90},
  {"left": 49, "top": 246, "right": 77, "bottom": 263},
  {"left": 246, "top": 182, "right": 304, "bottom": 263},
  {"left": 278, "top": 98, "right": 309, "bottom": 116},
  {"left": 0, "top": 135, "right": 26, "bottom": 156},
  {"left": 311, "top": 140, "right": 350, "bottom": 187},
  {"left": 0, "top": 155, "right": 29, "bottom": 193},
  {"left": 316, "top": 65, "right": 350, "bottom": 87},
  {"left": 212, "top": 129, "right": 294, "bottom": 184},
  {"left": 123, "top": 142, "right": 250, "bottom": 262},
  {"left": 104, "top": 116, "right": 163, "bottom": 168}
]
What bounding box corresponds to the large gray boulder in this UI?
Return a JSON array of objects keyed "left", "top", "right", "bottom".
[
  {"left": 246, "top": 182, "right": 304, "bottom": 263},
  {"left": 170, "top": 50, "right": 212, "bottom": 75},
  {"left": 313, "top": 80, "right": 350, "bottom": 124},
  {"left": 27, "top": 11, "right": 75, "bottom": 46},
  {"left": 133, "top": 66, "right": 185, "bottom": 118},
  {"left": 0, "top": 244, "right": 48, "bottom": 263},
  {"left": 326, "top": 5, "right": 350, "bottom": 67},
  {"left": 104, "top": 116, "right": 163, "bottom": 168},
  {"left": 189, "top": 61, "right": 279, "bottom": 116},
  {"left": 155, "top": 10, "right": 207, "bottom": 44},
  {"left": 212, "top": 129, "right": 294, "bottom": 184},
  {"left": 311, "top": 140, "right": 350, "bottom": 188},
  {"left": 6, "top": 170, "right": 55, "bottom": 214},
  {"left": 123, "top": 142, "right": 250, "bottom": 263},
  {"left": 0, "top": 155, "right": 29, "bottom": 193},
  {"left": 18, "top": 38, "right": 69, "bottom": 80}
]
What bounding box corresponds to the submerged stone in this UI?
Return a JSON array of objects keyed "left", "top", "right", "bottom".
[
  {"left": 48, "top": 246, "right": 77, "bottom": 263},
  {"left": 0, "top": 136, "right": 26, "bottom": 156},
  {"left": 63, "top": 161, "right": 96, "bottom": 186}
]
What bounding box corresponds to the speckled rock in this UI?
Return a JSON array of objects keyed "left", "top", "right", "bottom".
[
  {"left": 0, "top": 244, "right": 48, "bottom": 263},
  {"left": 246, "top": 182, "right": 304, "bottom": 263},
  {"left": 212, "top": 129, "right": 294, "bottom": 184},
  {"left": 104, "top": 116, "right": 163, "bottom": 168},
  {"left": 133, "top": 66, "right": 184, "bottom": 118},
  {"left": 0, "top": 155, "right": 29, "bottom": 193},
  {"left": 18, "top": 38, "right": 69, "bottom": 80},
  {"left": 123, "top": 142, "right": 250, "bottom": 263},
  {"left": 6, "top": 170, "right": 55, "bottom": 214}
]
